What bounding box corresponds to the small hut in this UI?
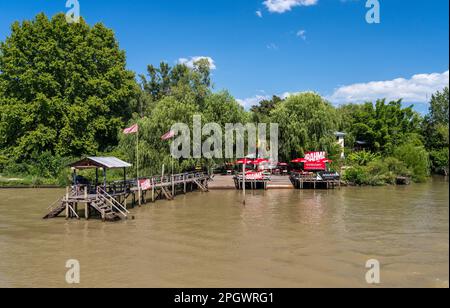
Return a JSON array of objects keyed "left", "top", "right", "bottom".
[{"left": 69, "top": 157, "right": 132, "bottom": 192}]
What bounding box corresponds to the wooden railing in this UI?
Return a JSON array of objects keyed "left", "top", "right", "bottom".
[{"left": 97, "top": 187, "right": 130, "bottom": 218}]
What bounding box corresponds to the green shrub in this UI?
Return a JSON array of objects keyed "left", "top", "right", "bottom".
[
  {"left": 394, "top": 143, "right": 430, "bottom": 182},
  {"left": 430, "top": 148, "right": 449, "bottom": 176},
  {"left": 348, "top": 150, "right": 380, "bottom": 166},
  {"left": 384, "top": 157, "right": 410, "bottom": 176},
  {"left": 343, "top": 166, "right": 368, "bottom": 185}
]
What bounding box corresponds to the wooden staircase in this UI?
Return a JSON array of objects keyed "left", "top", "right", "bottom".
[
  {"left": 43, "top": 198, "right": 65, "bottom": 219},
  {"left": 193, "top": 179, "right": 209, "bottom": 192},
  {"left": 43, "top": 187, "right": 130, "bottom": 222},
  {"left": 90, "top": 199, "right": 122, "bottom": 222},
  {"left": 94, "top": 188, "right": 130, "bottom": 222}
]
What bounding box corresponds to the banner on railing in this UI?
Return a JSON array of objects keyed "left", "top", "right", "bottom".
[
  {"left": 139, "top": 179, "right": 152, "bottom": 191},
  {"left": 245, "top": 172, "right": 264, "bottom": 180}
]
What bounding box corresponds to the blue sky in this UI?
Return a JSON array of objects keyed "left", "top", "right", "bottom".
[{"left": 0, "top": 0, "right": 448, "bottom": 113}]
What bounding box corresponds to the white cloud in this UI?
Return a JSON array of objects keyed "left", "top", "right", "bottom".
[
  {"left": 266, "top": 43, "right": 279, "bottom": 50},
  {"left": 178, "top": 56, "right": 216, "bottom": 70},
  {"left": 327, "top": 70, "right": 449, "bottom": 105},
  {"left": 237, "top": 91, "right": 315, "bottom": 110},
  {"left": 256, "top": 10, "right": 263, "bottom": 18},
  {"left": 263, "top": 0, "right": 319, "bottom": 13},
  {"left": 237, "top": 95, "right": 270, "bottom": 110},
  {"left": 296, "top": 29, "right": 307, "bottom": 40}
]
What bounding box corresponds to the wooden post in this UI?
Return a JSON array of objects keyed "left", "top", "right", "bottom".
[
  {"left": 65, "top": 187, "right": 69, "bottom": 219},
  {"left": 172, "top": 175, "right": 175, "bottom": 197},
  {"left": 102, "top": 168, "right": 106, "bottom": 189},
  {"left": 138, "top": 179, "right": 142, "bottom": 207},
  {"left": 152, "top": 178, "right": 155, "bottom": 202},
  {"left": 183, "top": 174, "right": 187, "bottom": 194},
  {"left": 242, "top": 163, "right": 246, "bottom": 205}
]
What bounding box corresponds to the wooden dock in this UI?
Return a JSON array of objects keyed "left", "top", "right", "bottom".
[
  {"left": 233, "top": 174, "right": 271, "bottom": 190},
  {"left": 290, "top": 172, "right": 341, "bottom": 190},
  {"left": 44, "top": 172, "right": 211, "bottom": 222}
]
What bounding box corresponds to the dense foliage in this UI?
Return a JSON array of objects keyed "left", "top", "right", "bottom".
[
  {"left": 0, "top": 13, "right": 448, "bottom": 186},
  {"left": 0, "top": 13, "right": 138, "bottom": 161},
  {"left": 422, "top": 88, "right": 449, "bottom": 175},
  {"left": 271, "top": 93, "right": 341, "bottom": 162}
]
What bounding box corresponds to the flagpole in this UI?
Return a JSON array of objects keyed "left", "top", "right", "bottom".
[
  {"left": 137, "top": 126, "right": 141, "bottom": 206},
  {"left": 243, "top": 162, "right": 246, "bottom": 205}
]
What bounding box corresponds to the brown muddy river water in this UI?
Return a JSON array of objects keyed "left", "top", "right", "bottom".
[{"left": 0, "top": 178, "right": 448, "bottom": 288}]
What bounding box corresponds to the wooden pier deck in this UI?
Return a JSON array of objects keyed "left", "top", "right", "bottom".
[
  {"left": 290, "top": 172, "right": 341, "bottom": 190},
  {"left": 233, "top": 174, "right": 271, "bottom": 190},
  {"left": 44, "top": 172, "right": 211, "bottom": 222}
]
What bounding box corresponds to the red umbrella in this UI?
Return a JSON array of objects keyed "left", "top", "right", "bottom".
[
  {"left": 291, "top": 158, "right": 307, "bottom": 163},
  {"left": 278, "top": 162, "right": 288, "bottom": 166},
  {"left": 254, "top": 158, "right": 269, "bottom": 165},
  {"left": 236, "top": 158, "right": 254, "bottom": 165}
]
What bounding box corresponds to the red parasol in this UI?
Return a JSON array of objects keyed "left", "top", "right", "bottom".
[
  {"left": 291, "top": 158, "right": 307, "bottom": 163},
  {"left": 236, "top": 158, "right": 255, "bottom": 165}
]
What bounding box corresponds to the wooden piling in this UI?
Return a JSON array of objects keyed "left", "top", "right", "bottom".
[{"left": 152, "top": 178, "right": 155, "bottom": 202}]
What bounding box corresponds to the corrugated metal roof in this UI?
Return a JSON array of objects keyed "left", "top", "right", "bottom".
[
  {"left": 69, "top": 157, "right": 132, "bottom": 169},
  {"left": 88, "top": 157, "right": 132, "bottom": 168}
]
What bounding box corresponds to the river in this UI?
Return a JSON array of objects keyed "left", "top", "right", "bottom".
[{"left": 0, "top": 178, "right": 448, "bottom": 288}]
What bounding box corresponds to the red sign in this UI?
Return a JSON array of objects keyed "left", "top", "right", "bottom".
[
  {"left": 304, "top": 152, "right": 328, "bottom": 171},
  {"left": 139, "top": 179, "right": 152, "bottom": 191},
  {"left": 304, "top": 161, "right": 327, "bottom": 171},
  {"left": 304, "top": 151, "right": 326, "bottom": 162},
  {"left": 245, "top": 172, "right": 264, "bottom": 180}
]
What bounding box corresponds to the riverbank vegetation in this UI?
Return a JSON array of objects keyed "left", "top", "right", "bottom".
[{"left": 0, "top": 13, "right": 448, "bottom": 187}]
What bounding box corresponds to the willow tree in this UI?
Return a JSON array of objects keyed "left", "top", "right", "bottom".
[
  {"left": 119, "top": 96, "right": 200, "bottom": 176},
  {"left": 0, "top": 13, "right": 139, "bottom": 161},
  {"left": 270, "top": 93, "right": 340, "bottom": 161}
]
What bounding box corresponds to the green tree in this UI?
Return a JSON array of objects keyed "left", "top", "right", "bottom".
[
  {"left": 0, "top": 13, "right": 139, "bottom": 160},
  {"left": 422, "top": 87, "right": 449, "bottom": 174},
  {"left": 270, "top": 93, "right": 340, "bottom": 161},
  {"left": 394, "top": 142, "right": 430, "bottom": 182},
  {"left": 139, "top": 59, "right": 212, "bottom": 109},
  {"left": 119, "top": 96, "right": 200, "bottom": 176},
  {"left": 429, "top": 87, "right": 449, "bottom": 126},
  {"left": 341, "top": 100, "right": 422, "bottom": 153},
  {"left": 250, "top": 95, "right": 283, "bottom": 123},
  {"left": 203, "top": 91, "right": 248, "bottom": 125}
]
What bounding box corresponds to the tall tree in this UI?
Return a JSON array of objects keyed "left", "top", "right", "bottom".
[
  {"left": 429, "top": 87, "right": 449, "bottom": 126},
  {"left": 342, "top": 100, "right": 422, "bottom": 153},
  {"left": 270, "top": 93, "right": 340, "bottom": 161},
  {"left": 139, "top": 59, "right": 212, "bottom": 110},
  {"left": 251, "top": 95, "right": 283, "bottom": 123},
  {"left": 0, "top": 13, "right": 139, "bottom": 160},
  {"left": 423, "top": 87, "right": 449, "bottom": 175}
]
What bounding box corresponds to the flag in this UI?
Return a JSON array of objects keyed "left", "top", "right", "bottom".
[
  {"left": 139, "top": 179, "right": 152, "bottom": 191},
  {"left": 123, "top": 124, "right": 139, "bottom": 135},
  {"left": 161, "top": 130, "right": 175, "bottom": 141}
]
